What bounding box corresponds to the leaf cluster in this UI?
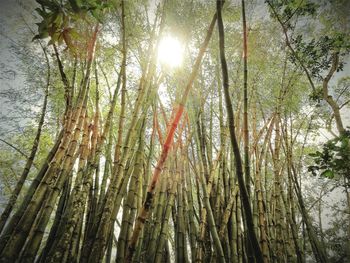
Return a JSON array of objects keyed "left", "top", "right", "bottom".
[
  {"left": 308, "top": 131, "right": 350, "bottom": 185},
  {"left": 267, "top": 0, "right": 317, "bottom": 29},
  {"left": 33, "top": 0, "right": 112, "bottom": 49},
  {"left": 291, "top": 34, "right": 350, "bottom": 79}
]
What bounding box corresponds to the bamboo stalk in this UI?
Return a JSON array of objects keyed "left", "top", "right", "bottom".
[{"left": 125, "top": 13, "right": 218, "bottom": 262}]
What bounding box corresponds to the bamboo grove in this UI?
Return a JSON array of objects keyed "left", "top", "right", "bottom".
[{"left": 0, "top": 0, "right": 349, "bottom": 262}]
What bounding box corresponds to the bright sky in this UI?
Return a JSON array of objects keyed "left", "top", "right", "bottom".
[{"left": 157, "top": 36, "right": 184, "bottom": 68}]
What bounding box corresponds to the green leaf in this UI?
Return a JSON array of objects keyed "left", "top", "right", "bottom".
[
  {"left": 90, "top": 9, "right": 102, "bottom": 22},
  {"left": 53, "top": 13, "right": 63, "bottom": 26},
  {"left": 35, "top": 8, "right": 47, "bottom": 18},
  {"left": 68, "top": 29, "right": 80, "bottom": 40},
  {"left": 309, "top": 152, "right": 320, "bottom": 157},
  {"left": 32, "top": 31, "right": 49, "bottom": 41},
  {"left": 32, "top": 35, "right": 41, "bottom": 41},
  {"left": 321, "top": 170, "right": 334, "bottom": 179},
  {"left": 68, "top": 0, "right": 81, "bottom": 12},
  {"left": 36, "top": 0, "right": 59, "bottom": 10}
]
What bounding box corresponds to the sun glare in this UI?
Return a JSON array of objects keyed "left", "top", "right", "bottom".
[{"left": 157, "top": 36, "right": 184, "bottom": 68}]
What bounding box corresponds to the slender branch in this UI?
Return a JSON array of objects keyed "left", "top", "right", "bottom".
[
  {"left": 266, "top": 0, "right": 316, "bottom": 93},
  {"left": 0, "top": 139, "right": 31, "bottom": 161}
]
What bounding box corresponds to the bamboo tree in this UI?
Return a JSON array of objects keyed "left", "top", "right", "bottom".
[
  {"left": 241, "top": 0, "right": 250, "bottom": 198},
  {"left": 254, "top": 116, "right": 275, "bottom": 262},
  {"left": 19, "top": 90, "right": 89, "bottom": 262},
  {"left": 116, "top": 122, "right": 146, "bottom": 262},
  {"left": 289, "top": 142, "right": 329, "bottom": 263},
  {"left": 0, "top": 1, "right": 348, "bottom": 263},
  {"left": 195, "top": 124, "right": 226, "bottom": 263},
  {"left": 39, "top": 116, "right": 91, "bottom": 262},
  {"left": 216, "top": 0, "right": 263, "bottom": 261},
  {"left": 85, "top": 11, "right": 163, "bottom": 260},
  {"left": 125, "top": 12, "right": 218, "bottom": 262},
  {"left": 0, "top": 25, "right": 99, "bottom": 262},
  {"left": 154, "top": 153, "right": 179, "bottom": 263},
  {"left": 0, "top": 128, "right": 64, "bottom": 253},
  {"left": 44, "top": 101, "right": 97, "bottom": 263},
  {"left": 145, "top": 159, "right": 168, "bottom": 261},
  {"left": 0, "top": 45, "right": 50, "bottom": 234},
  {"left": 98, "top": 66, "right": 122, "bottom": 208},
  {"left": 115, "top": 0, "right": 127, "bottom": 165}
]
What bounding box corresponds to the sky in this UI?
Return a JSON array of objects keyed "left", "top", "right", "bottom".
[{"left": 0, "top": 0, "right": 41, "bottom": 137}]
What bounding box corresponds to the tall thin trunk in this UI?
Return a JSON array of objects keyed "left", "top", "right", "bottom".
[
  {"left": 115, "top": 0, "right": 128, "bottom": 164},
  {"left": 241, "top": 0, "right": 250, "bottom": 197},
  {"left": 216, "top": 1, "right": 263, "bottom": 261}
]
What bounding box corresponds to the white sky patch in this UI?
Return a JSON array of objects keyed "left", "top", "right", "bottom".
[{"left": 157, "top": 36, "right": 184, "bottom": 68}]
